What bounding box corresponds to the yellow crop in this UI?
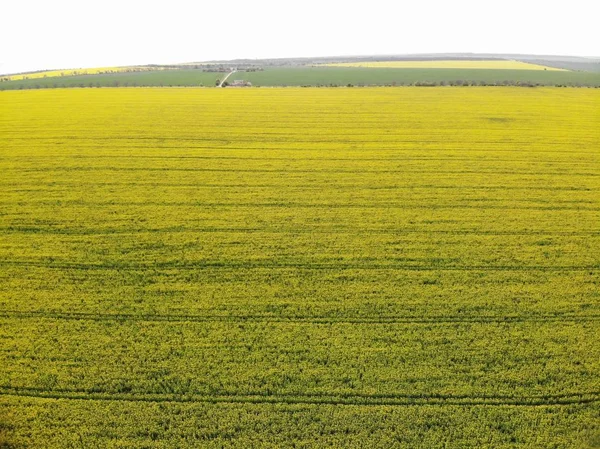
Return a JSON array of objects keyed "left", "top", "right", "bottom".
[
  {"left": 0, "top": 87, "right": 599, "bottom": 447},
  {"left": 324, "top": 60, "right": 565, "bottom": 70}
]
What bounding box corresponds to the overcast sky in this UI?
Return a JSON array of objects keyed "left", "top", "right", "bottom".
[{"left": 2, "top": 0, "right": 598, "bottom": 75}]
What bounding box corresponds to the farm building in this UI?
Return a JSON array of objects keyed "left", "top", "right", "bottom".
[{"left": 229, "top": 79, "right": 252, "bottom": 87}]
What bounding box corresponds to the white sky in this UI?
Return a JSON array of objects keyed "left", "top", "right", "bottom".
[{"left": 1, "top": 0, "right": 598, "bottom": 75}]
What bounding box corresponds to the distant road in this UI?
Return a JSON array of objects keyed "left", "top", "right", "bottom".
[{"left": 218, "top": 70, "right": 236, "bottom": 87}]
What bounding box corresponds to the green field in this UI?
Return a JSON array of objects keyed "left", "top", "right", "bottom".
[
  {"left": 2, "top": 66, "right": 600, "bottom": 90},
  {"left": 229, "top": 67, "right": 600, "bottom": 86},
  {"left": 1, "top": 87, "right": 599, "bottom": 448},
  {"left": 0, "top": 69, "right": 222, "bottom": 90}
]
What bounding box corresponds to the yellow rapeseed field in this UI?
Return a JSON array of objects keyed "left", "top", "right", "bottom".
[
  {"left": 324, "top": 60, "right": 565, "bottom": 70},
  {"left": 0, "top": 87, "right": 599, "bottom": 448}
]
